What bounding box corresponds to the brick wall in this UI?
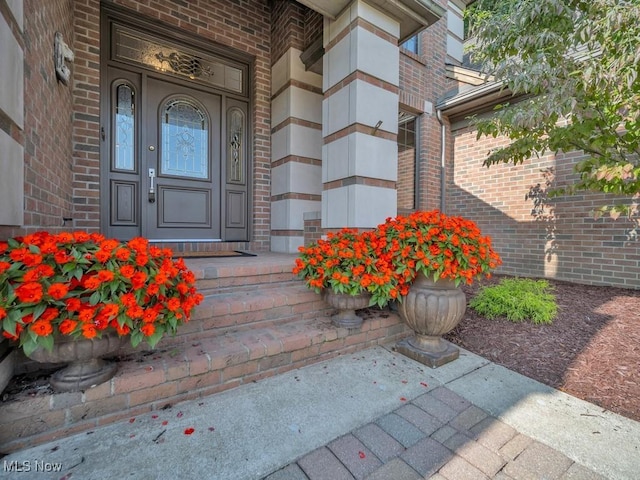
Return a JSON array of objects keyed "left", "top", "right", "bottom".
[
  {"left": 70, "top": 0, "right": 272, "bottom": 250},
  {"left": 448, "top": 125, "right": 640, "bottom": 289},
  {"left": 0, "top": 0, "right": 75, "bottom": 241},
  {"left": 397, "top": 140, "right": 415, "bottom": 211},
  {"left": 271, "top": 0, "right": 305, "bottom": 67},
  {"left": 397, "top": 4, "right": 449, "bottom": 214}
]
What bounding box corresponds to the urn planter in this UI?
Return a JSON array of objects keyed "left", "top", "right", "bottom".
[
  {"left": 323, "top": 291, "right": 371, "bottom": 329},
  {"left": 26, "top": 332, "right": 126, "bottom": 392},
  {"left": 0, "top": 339, "right": 16, "bottom": 394},
  {"left": 396, "top": 273, "right": 466, "bottom": 368}
]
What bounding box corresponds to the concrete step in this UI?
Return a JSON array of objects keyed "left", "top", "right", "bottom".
[
  {"left": 0, "top": 311, "right": 412, "bottom": 454},
  {"left": 186, "top": 253, "right": 299, "bottom": 296}
]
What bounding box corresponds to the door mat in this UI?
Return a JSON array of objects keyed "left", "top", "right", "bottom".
[{"left": 174, "top": 251, "right": 256, "bottom": 259}]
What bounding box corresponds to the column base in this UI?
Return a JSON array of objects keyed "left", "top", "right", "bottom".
[{"left": 395, "top": 336, "right": 459, "bottom": 368}]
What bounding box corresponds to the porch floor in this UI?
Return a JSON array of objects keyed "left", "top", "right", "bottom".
[{"left": 0, "top": 252, "right": 412, "bottom": 453}]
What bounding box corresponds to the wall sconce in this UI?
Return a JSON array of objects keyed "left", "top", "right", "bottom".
[{"left": 54, "top": 32, "right": 74, "bottom": 85}]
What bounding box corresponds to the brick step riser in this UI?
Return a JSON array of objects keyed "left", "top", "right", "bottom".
[
  {"left": 0, "top": 315, "right": 412, "bottom": 454},
  {"left": 194, "top": 273, "right": 299, "bottom": 296}
]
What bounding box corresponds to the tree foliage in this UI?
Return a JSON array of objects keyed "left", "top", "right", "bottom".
[{"left": 468, "top": 0, "right": 640, "bottom": 221}]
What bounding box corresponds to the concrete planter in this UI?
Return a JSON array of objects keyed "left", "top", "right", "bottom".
[
  {"left": 0, "top": 339, "right": 16, "bottom": 394},
  {"left": 323, "top": 290, "right": 371, "bottom": 329},
  {"left": 396, "top": 273, "right": 466, "bottom": 368},
  {"left": 26, "top": 332, "right": 126, "bottom": 392}
]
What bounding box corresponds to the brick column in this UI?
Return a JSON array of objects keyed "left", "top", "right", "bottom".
[{"left": 321, "top": 0, "right": 399, "bottom": 229}]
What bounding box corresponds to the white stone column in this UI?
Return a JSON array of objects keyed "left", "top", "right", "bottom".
[
  {"left": 270, "top": 49, "right": 323, "bottom": 252},
  {"left": 321, "top": 0, "right": 399, "bottom": 229},
  {"left": 0, "top": 0, "right": 24, "bottom": 226}
]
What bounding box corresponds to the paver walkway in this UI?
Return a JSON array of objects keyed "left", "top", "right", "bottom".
[{"left": 267, "top": 385, "right": 606, "bottom": 480}]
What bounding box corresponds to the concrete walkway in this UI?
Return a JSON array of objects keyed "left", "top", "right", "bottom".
[{"left": 2, "top": 346, "right": 638, "bottom": 479}]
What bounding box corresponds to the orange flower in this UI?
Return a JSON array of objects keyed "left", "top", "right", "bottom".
[
  {"left": 97, "top": 270, "right": 115, "bottom": 282},
  {"left": 166, "top": 298, "right": 181, "bottom": 312},
  {"left": 115, "top": 248, "right": 131, "bottom": 261},
  {"left": 54, "top": 250, "right": 73, "bottom": 264},
  {"left": 126, "top": 305, "right": 144, "bottom": 319},
  {"left": 48, "top": 283, "right": 69, "bottom": 300},
  {"left": 81, "top": 323, "right": 97, "bottom": 339},
  {"left": 15, "top": 282, "right": 44, "bottom": 303},
  {"left": 59, "top": 319, "right": 78, "bottom": 335},
  {"left": 30, "top": 320, "right": 53, "bottom": 337},
  {"left": 66, "top": 297, "right": 82, "bottom": 312},
  {"left": 120, "top": 265, "right": 135, "bottom": 279},
  {"left": 40, "top": 307, "right": 59, "bottom": 322},
  {"left": 140, "top": 323, "right": 155, "bottom": 337}
]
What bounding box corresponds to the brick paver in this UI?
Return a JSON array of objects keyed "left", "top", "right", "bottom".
[
  {"left": 298, "top": 447, "right": 354, "bottom": 480},
  {"left": 328, "top": 434, "right": 382, "bottom": 480},
  {"left": 502, "top": 441, "right": 574, "bottom": 479},
  {"left": 439, "top": 454, "right": 491, "bottom": 480},
  {"left": 376, "top": 413, "right": 426, "bottom": 448},
  {"left": 265, "top": 387, "right": 606, "bottom": 480},
  {"left": 400, "top": 436, "right": 452, "bottom": 477},
  {"left": 264, "top": 463, "right": 309, "bottom": 480},
  {"left": 352, "top": 423, "right": 404, "bottom": 462}
]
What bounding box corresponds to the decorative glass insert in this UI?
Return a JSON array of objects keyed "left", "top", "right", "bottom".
[
  {"left": 114, "top": 26, "right": 245, "bottom": 94},
  {"left": 161, "top": 98, "right": 209, "bottom": 179},
  {"left": 227, "top": 107, "right": 244, "bottom": 183},
  {"left": 114, "top": 83, "right": 135, "bottom": 171}
]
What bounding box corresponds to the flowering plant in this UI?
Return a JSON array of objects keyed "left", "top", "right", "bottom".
[
  {"left": 375, "top": 210, "right": 502, "bottom": 287},
  {"left": 0, "top": 231, "right": 204, "bottom": 356},
  {"left": 293, "top": 228, "right": 405, "bottom": 308},
  {"left": 293, "top": 211, "right": 502, "bottom": 307}
]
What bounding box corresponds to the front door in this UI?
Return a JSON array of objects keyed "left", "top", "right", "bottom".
[
  {"left": 100, "top": 13, "right": 250, "bottom": 243},
  {"left": 105, "top": 68, "right": 221, "bottom": 241},
  {"left": 145, "top": 77, "right": 221, "bottom": 241}
]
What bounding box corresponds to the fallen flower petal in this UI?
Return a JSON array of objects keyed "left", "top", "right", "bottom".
[
  {"left": 358, "top": 451, "right": 366, "bottom": 459},
  {"left": 420, "top": 382, "right": 428, "bottom": 388},
  {"left": 184, "top": 427, "right": 195, "bottom": 435},
  {"left": 400, "top": 397, "right": 407, "bottom": 402}
]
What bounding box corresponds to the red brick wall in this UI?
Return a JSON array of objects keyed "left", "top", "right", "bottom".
[
  {"left": 304, "top": 7, "right": 323, "bottom": 47},
  {"left": 397, "top": 143, "right": 415, "bottom": 210},
  {"left": 70, "top": 0, "right": 272, "bottom": 250},
  {"left": 449, "top": 125, "right": 640, "bottom": 289},
  {"left": 0, "top": 0, "right": 75, "bottom": 241}
]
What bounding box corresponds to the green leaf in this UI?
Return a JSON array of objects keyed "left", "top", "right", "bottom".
[
  {"left": 39, "top": 334, "right": 55, "bottom": 352},
  {"left": 21, "top": 339, "right": 39, "bottom": 357},
  {"left": 89, "top": 291, "right": 101, "bottom": 306}
]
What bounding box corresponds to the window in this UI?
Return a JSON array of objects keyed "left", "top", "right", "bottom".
[
  {"left": 397, "top": 113, "right": 417, "bottom": 210},
  {"left": 401, "top": 35, "right": 418, "bottom": 55}
]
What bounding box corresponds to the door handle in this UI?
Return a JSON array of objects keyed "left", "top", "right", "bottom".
[{"left": 148, "top": 168, "right": 156, "bottom": 203}]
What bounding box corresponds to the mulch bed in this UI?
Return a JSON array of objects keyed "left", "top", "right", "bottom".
[{"left": 443, "top": 275, "right": 640, "bottom": 423}]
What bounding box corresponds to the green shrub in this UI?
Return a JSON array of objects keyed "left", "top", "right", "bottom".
[{"left": 469, "top": 278, "right": 557, "bottom": 324}]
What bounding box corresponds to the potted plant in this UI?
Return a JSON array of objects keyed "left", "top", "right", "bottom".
[
  {"left": 0, "top": 231, "right": 204, "bottom": 391},
  {"left": 376, "top": 210, "right": 502, "bottom": 367},
  {"left": 293, "top": 228, "right": 402, "bottom": 328}
]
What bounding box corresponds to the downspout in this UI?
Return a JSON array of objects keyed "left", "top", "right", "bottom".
[{"left": 436, "top": 109, "right": 446, "bottom": 213}]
